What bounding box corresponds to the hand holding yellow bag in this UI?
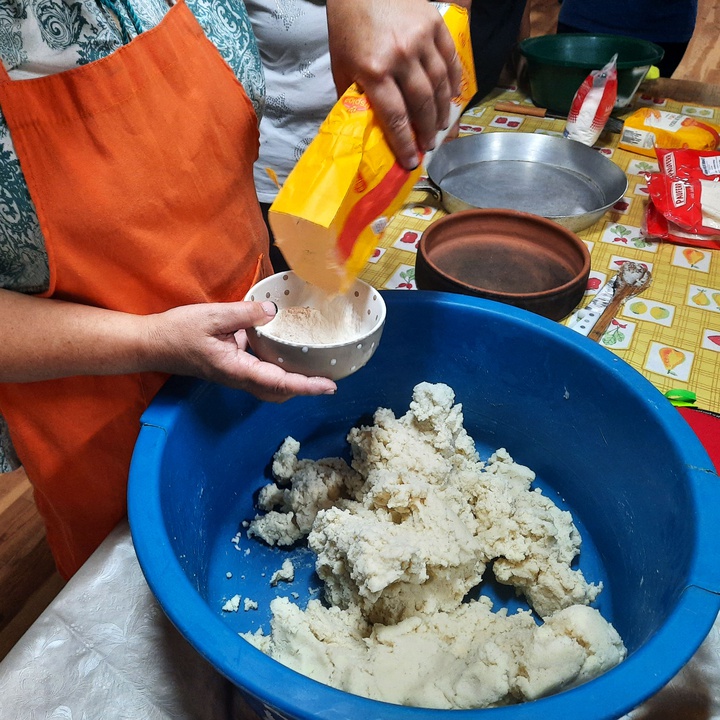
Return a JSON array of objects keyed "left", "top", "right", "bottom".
[{"left": 269, "top": 3, "right": 477, "bottom": 295}]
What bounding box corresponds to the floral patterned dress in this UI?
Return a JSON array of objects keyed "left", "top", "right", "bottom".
[{"left": 0, "top": 0, "right": 264, "bottom": 470}]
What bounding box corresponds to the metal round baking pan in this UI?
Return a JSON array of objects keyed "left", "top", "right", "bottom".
[{"left": 426, "top": 132, "right": 628, "bottom": 232}]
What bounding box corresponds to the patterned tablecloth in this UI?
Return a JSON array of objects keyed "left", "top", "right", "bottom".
[{"left": 359, "top": 85, "right": 720, "bottom": 415}]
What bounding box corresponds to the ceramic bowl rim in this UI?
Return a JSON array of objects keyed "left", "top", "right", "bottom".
[
  {"left": 417, "top": 208, "right": 592, "bottom": 301},
  {"left": 244, "top": 271, "right": 387, "bottom": 350}
]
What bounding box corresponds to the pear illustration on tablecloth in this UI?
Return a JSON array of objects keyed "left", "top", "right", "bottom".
[
  {"left": 682, "top": 248, "right": 704, "bottom": 267},
  {"left": 692, "top": 289, "right": 711, "bottom": 306},
  {"left": 659, "top": 347, "right": 685, "bottom": 374}
]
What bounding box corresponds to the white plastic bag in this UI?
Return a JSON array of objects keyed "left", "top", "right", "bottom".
[{"left": 564, "top": 54, "right": 618, "bottom": 147}]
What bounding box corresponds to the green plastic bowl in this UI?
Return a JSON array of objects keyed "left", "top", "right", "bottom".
[{"left": 519, "top": 34, "right": 665, "bottom": 115}]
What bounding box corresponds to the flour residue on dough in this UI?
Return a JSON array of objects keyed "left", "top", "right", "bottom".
[
  {"left": 258, "top": 286, "right": 364, "bottom": 345},
  {"left": 241, "top": 382, "right": 626, "bottom": 709}
]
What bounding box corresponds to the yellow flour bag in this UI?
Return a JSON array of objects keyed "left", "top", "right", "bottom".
[
  {"left": 269, "top": 3, "right": 476, "bottom": 295},
  {"left": 618, "top": 107, "right": 720, "bottom": 158}
]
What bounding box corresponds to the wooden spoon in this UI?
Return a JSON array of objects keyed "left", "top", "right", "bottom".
[
  {"left": 492, "top": 102, "right": 625, "bottom": 133},
  {"left": 587, "top": 262, "right": 652, "bottom": 342}
]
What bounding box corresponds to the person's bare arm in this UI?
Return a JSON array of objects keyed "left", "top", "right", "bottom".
[
  {"left": 326, "top": 0, "right": 464, "bottom": 170},
  {"left": 0, "top": 289, "right": 336, "bottom": 402}
]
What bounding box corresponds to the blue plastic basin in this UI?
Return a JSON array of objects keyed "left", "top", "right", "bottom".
[{"left": 129, "top": 290, "right": 720, "bottom": 720}]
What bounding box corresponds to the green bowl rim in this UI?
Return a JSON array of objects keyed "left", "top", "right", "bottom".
[{"left": 519, "top": 33, "right": 665, "bottom": 69}]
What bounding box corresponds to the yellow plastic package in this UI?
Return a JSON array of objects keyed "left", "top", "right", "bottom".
[
  {"left": 269, "top": 3, "right": 477, "bottom": 295},
  {"left": 618, "top": 107, "right": 720, "bottom": 158}
]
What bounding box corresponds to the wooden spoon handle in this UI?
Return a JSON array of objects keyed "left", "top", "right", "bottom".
[
  {"left": 587, "top": 286, "right": 636, "bottom": 342},
  {"left": 493, "top": 101, "right": 548, "bottom": 118}
]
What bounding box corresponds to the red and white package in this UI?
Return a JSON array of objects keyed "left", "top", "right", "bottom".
[
  {"left": 656, "top": 147, "right": 720, "bottom": 179},
  {"left": 563, "top": 54, "right": 618, "bottom": 147},
  {"left": 642, "top": 147, "right": 720, "bottom": 248},
  {"left": 643, "top": 200, "right": 720, "bottom": 249}
]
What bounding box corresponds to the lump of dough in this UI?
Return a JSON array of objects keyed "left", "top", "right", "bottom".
[
  {"left": 247, "top": 438, "right": 363, "bottom": 546},
  {"left": 242, "top": 596, "right": 625, "bottom": 709},
  {"left": 514, "top": 605, "right": 627, "bottom": 700},
  {"left": 241, "top": 382, "right": 624, "bottom": 709}
]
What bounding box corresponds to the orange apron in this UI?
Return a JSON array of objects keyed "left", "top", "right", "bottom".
[{"left": 0, "top": 0, "right": 272, "bottom": 578}]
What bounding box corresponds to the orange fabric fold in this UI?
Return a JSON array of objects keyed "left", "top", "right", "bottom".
[{"left": 0, "top": 0, "right": 271, "bottom": 577}]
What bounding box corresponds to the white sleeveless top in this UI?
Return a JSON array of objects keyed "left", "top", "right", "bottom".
[{"left": 245, "top": 0, "right": 337, "bottom": 203}]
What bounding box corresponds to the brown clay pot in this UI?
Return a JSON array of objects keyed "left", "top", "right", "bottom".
[{"left": 415, "top": 208, "right": 591, "bottom": 321}]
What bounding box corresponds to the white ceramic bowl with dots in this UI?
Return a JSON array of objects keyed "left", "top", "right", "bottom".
[{"left": 243, "top": 271, "right": 386, "bottom": 380}]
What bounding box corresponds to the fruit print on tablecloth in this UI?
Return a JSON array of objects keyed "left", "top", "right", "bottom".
[
  {"left": 400, "top": 204, "right": 438, "bottom": 221},
  {"left": 701, "top": 329, "right": 720, "bottom": 352},
  {"left": 489, "top": 114, "right": 524, "bottom": 130},
  {"left": 459, "top": 124, "right": 484, "bottom": 135},
  {"left": 633, "top": 182, "right": 649, "bottom": 197},
  {"left": 680, "top": 105, "right": 715, "bottom": 119},
  {"left": 687, "top": 285, "right": 720, "bottom": 312},
  {"left": 636, "top": 94, "right": 668, "bottom": 107},
  {"left": 622, "top": 298, "right": 675, "bottom": 327},
  {"left": 384, "top": 264, "right": 416, "bottom": 290},
  {"left": 611, "top": 197, "right": 632, "bottom": 216},
  {"left": 392, "top": 228, "right": 422, "bottom": 253},
  {"left": 600, "top": 318, "right": 636, "bottom": 349},
  {"left": 645, "top": 342, "right": 694, "bottom": 382},
  {"left": 367, "top": 247, "right": 386, "bottom": 264},
  {"left": 608, "top": 255, "right": 655, "bottom": 274},
  {"left": 584, "top": 271, "right": 608, "bottom": 296},
  {"left": 673, "top": 247, "right": 712, "bottom": 273},
  {"left": 627, "top": 158, "right": 658, "bottom": 176},
  {"left": 601, "top": 223, "right": 657, "bottom": 250}
]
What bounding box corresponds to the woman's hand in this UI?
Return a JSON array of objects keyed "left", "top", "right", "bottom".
[
  {"left": 326, "top": 0, "right": 464, "bottom": 171},
  {"left": 0, "top": 290, "right": 336, "bottom": 402},
  {"left": 143, "top": 301, "right": 337, "bottom": 403}
]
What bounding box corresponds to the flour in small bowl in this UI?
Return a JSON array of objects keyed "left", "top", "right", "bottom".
[{"left": 259, "top": 286, "right": 364, "bottom": 345}]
